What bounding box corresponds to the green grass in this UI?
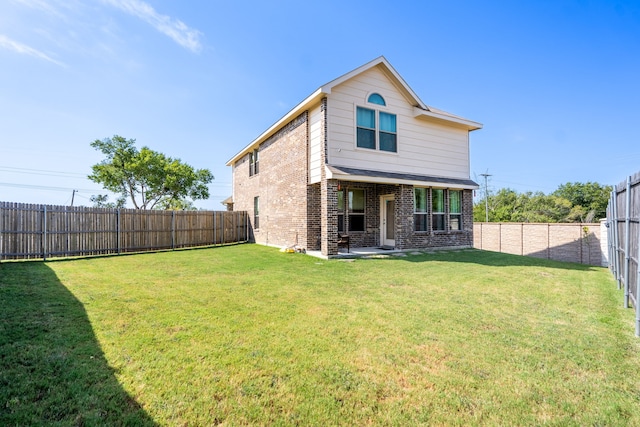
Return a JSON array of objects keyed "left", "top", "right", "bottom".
[{"left": 1, "top": 245, "right": 639, "bottom": 426}]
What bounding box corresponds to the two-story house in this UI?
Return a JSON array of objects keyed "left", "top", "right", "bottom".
[{"left": 226, "top": 57, "right": 482, "bottom": 257}]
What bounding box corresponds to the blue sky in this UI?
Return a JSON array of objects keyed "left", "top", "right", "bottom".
[{"left": 1, "top": 0, "right": 638, "bottom": 209}]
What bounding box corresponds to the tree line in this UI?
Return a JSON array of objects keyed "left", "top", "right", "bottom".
[
  {"left": 87, "top": 136, "right": 612, "bottom": 223},
  {"left": 473, "top": 182, "right": 612, "bottom": 223}
]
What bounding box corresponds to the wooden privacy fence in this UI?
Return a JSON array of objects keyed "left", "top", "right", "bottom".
[
  {"left": 607, "top": 172, "right": 640, "bottom": 337},
  {"left": 0, "top": 202, "right": 248, "bottom": 261}
]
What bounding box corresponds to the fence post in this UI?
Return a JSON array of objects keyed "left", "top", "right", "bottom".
[
  {"left": 612, "top": 189, "right": 621, "bottom": 289},
  {"left": 608, "top": 193, "right": 613, "bottom": 271},
  {"left": 213, "top": 211, "right": 217, "bottom": 245},
  {"left": 117, "top": 209, "right": 121, "bottom": 255},
  {"left": 520, "top": 223, "right": 524, "bottom": 256},
  {"left": 635, "top": 211, "right": 640, "bottom": 337},
  {"left": 607, "top": 195, "right": 613, "bottom": 271},
  {"left": 42, "top": 205, "right": 47, "bottom": 261},
  {"left": 615, "top": 190, "right": 621, "bottom": 288},
  {"left": 171, "top": 210, "right": 175, "bottom": 250},
  {"left": 624, "top": 176, "right": 631, "bottom": 308},
  {"left": 66, "top": 205, "right": 70, "bottom": 257},
  {"left": 0, "top": 203, "right": 3, "bottom": 263},
  {"left": 547, "top": 223, "right": 551, "bottom": 260}
]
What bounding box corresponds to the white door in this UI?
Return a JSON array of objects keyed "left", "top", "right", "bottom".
[{"left": 380, "top": 195, "right": 395, "bottom": 247}]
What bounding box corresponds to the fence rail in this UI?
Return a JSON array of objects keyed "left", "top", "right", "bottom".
[
  {"left": 606, "top": 172, "right": 640, "bottom": 337},
  {"left": 0, "top": 202, "right": 248, "bottom": 261}
]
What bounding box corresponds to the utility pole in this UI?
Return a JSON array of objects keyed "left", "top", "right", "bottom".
[
  {"left": 70, "top": 189, "right": 77, "bottom": 207},
  {"left": 480, "top": 173, "right": 492, "bottom": 222}
]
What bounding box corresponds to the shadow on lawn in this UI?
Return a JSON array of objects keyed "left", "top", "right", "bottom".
[
  {"left": 399, "top": 249, "right": 599, "bottom": 272},
  {"left": 0, "top": 262, "right": 157, "bottom": 426}
]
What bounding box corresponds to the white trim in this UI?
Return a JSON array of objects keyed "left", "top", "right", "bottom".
[
  {"left": 353, "top": 104, "right": 399, "bottom": 155},
  {"left": 322, "top": 56, "right": 429, "bottom": 110},
  {"left": 413, "top": 107, "right": 482, "bottom": 131},
  {"left": 380, "top": 194, "right": 395, "bottom": 247},
  {"left": 325, "top": 165, "right": 479, "bottom": 190},
  {"left": 365, "top": 91, "right": 387, "bottom": 106}
]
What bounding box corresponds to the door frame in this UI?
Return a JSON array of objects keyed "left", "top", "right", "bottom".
[{"left": 380, "top": 194, "right": 395, "bottom": 248}]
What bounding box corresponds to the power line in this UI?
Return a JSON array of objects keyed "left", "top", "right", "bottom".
[
  {"left": 0, "top": 166, "right": 231, "bottom": 186},
  {"left": 480, "top": 173, "right": 492, "bottom": 222},
  {"left": 0, "top": 182, "right": 101, "bottom": 193},
  {"left": 0, "top": 165, "right": 88, "bottom": 178}
]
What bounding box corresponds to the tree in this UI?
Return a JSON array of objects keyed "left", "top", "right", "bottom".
[
  {"left": 88, "top": 135, "right": 214, "bottom": 209},
  {"left": 552, "top": 182, "right": 612, "bottom": 222},
  {"left": 473, "top": 181, "right": 612, "bottom": 223},
  {"left": 89, "top": 194, "right": 125, "bottom": 209}
]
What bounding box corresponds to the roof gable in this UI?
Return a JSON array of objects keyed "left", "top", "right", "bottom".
[
  {"left": 319, "top": 56, "right": 428, "bottom": 110},
  {"left": 226, "top": 56, "right": 481, "bottom": 166}
]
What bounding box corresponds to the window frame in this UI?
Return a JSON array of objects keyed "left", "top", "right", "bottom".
[
  {"left": 414, "top": 187, "right": 429, "bottom": 232},
  {"left": 356, "top": 107, "right": 377, "bottom": 150},
  {"left": 347, "top": 188, "right": 366, "bottom": 233},
  {"left": 337, "top": 190, "right": 345, "bottom": 233},
  {"left": 449, "top": 190, "right": 462, "bottom": 231},
  {"left": 336, "top": 187, "right": 366, "bottom": 233},
  {"left": 249, "top": 149, "right": 259, "bottom": 177},
  {"left": 253, "top": 196, "right": 260, "bottom": 229},
  {"left": 355, "top": 94, "right": 397, "bottom": 153},
  {"left": 432, "top": 188, "right": 446, "bottom": 231},
  {"left": 367, "top": 93, "right": 386, "bottom": 106},
  {"left": 378, "top": 111, "right": 397, "bottom": 152},
  {"left": 414, "top": 187, "right": 465, "bottom": 233}
]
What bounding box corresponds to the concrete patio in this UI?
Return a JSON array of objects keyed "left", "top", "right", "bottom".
[{"left": 305, "top": 246, "right": 474, "bottom": 260}]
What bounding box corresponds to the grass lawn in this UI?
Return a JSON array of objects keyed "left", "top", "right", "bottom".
[{"left": 1, "top": 244, "right": 639, "bottom": 426}]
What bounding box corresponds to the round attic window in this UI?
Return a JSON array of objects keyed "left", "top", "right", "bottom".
[{"left": 367, "top": 93, "right": 386, "bottom": 106}]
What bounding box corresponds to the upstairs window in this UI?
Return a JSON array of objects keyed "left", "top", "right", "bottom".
[
  {"left": 356, "top": 107, "right": 376, "bottom": 150},
  {"left": 249, "top": 149, "right": 259, "bottom": 176},
  {"left": 379, "top": 112, "right": 397, "bottom": 152},
  {"left": 368, "top": 93, "right": 386, "bottom": 106},
  {"left": 356, "top": 101, "right": 397, "bottom": 153}
]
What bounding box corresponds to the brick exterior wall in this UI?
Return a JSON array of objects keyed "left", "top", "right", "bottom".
[
  {"left": 321, "top": 180, "right": 338, "bottom": 256},
  {"left": 307, "top": 183, "right": 321, "bottom": 250},
  {"left": 231, "top": 93, "right": 475, "bottom": 256},
  {"left": 397, "top": 187, "right": 474, "bottom": 250},
  {"left": 474, "top": 222, "right": 605, "bottom": 266},
  {"left": 232, "top": 112, "right": 309, "bottom": 248},
  {"left": 325, "top": 183, "right": 474, "bottom": 254}
]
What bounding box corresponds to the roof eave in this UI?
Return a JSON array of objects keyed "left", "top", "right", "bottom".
[
  {"left": 326, "top": 165, "right": 480, "bottom": 190},
  {"left": 413, "top": 107, "right": 483, "bottom": 131},
  {"left": 225, "top": 88, "right": 327, "bottom": 166}
]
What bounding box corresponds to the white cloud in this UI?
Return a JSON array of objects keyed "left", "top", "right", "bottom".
[
  {"left": 0, "top": 34, "right": 66, "bottom": 67},
  {"left": 13, "top": 0, "right": 63, "bottom": 17},
  {"left": 102, "top": 0, "right": 203, "bottom": 53}
]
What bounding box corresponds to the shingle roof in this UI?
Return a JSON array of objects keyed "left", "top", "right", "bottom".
[{"left": 326, "top": 165, "right": 479, "bottom": 189}]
